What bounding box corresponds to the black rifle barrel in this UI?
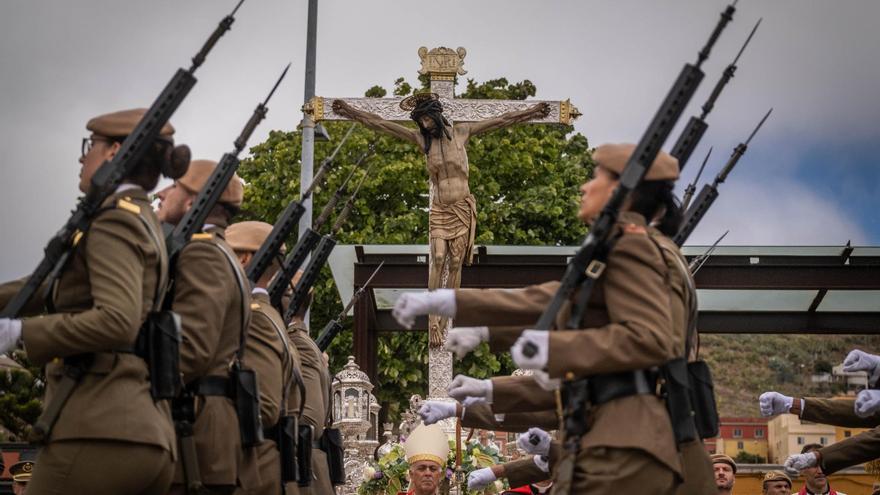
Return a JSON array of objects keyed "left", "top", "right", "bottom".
[
  {"left": 681, "top": 146, "right": 712, "bottom": 211},
  {"left": 284, "top": 235, "right": 336, "bottom": 323},
  {"left": 331, "top": 160, "right": 374, "bottom": 235},
  {"left": 166, "top": 65, "right": 289, "bottom": 259},
  {"left": 267, "top": 228, "right": 321, "bottom": 312},
  {"left": 697, "top": 1, "right": 737, "bottom": 68},
  {"left": 304, "top": 123, "right": 356, "bottom": 200},
  {"left": 673, "top": 108, "right": 771, "bottom": 246},
  {"left": 670, "top": 17, "right": 758, "bottom": 170},
  {"left": 315, "top": 261, "right": 384, "bottom": 351},
  {"left": 313, "top": 149, "right": 371, "bottom": 232},
  {"left": 1, "top": 3, "right": 242, "bottom": 318}
]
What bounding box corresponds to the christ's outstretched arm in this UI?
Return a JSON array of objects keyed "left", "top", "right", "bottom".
[
  {"left": 332, "top": 99, "right": 421, "bottom": 146},
  {"left": 461, "top": 102, "right": 551, "bottom": 138}
]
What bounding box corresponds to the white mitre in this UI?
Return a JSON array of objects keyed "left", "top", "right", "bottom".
[{"left": 404, "top": 423, "right": 449, "bottom": 466}]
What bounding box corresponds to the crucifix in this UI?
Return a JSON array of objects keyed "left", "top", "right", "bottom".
[{"left": 303, "top": 46, "right": 580, "bottom": 400}]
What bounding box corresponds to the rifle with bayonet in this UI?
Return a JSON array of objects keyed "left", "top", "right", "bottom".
[
  {"left": 671, "top": 17, "right": 761, "bottom": 170},
  {"left": 268, "top": 145, "right": 375, "bottom": 313},
  {"left": 315, "top": 262, "right": 384, "bottom": 351},
  {"left": 166, "top": 63, "right": 290, "bottom": 257},
  {"left": 1, "top": 0, "right": 244, "bottom": 320},
  {"left": 673, "top": 108, "right": 772, "bottom": 246},
  {"left": 524, "top": 3, "right": 738, "bottom": 492},
  {"left": 689, "top": 230, "right": 728, "bottom": 274},
  {"left": 682, "top": 147, "right": 712, "bottom": 211},
  {"left": 245, "top": 123, "right": 356, "bottom": 284},
  {"left": 284, "top": 160, "right": 375, "bottom": 323},
  {"left": 164, "top": 63, "right": 289, "bottom": 493}
]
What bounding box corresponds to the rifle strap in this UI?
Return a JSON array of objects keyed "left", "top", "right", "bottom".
[
  {"left": 565, "top": 236, "right": 618, "bottom": 330},
  {"left": 259, "top": 303, "right": 307, "bottom": 417},
  {"left": 200, "top": 232, "right": 252, "bottom": 363}
]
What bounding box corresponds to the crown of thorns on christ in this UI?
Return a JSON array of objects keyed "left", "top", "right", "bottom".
[{"left": 399, "top": 92, "right": 441, "bottom": 112}]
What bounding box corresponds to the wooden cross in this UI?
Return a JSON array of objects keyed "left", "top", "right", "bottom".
[{"left": 303, "top": 46, "right": 580, "bottom": 126}]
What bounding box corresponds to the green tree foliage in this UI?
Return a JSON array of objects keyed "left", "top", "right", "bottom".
[
  {"left": 0, "top": 353, "right": 44, "bottom": 441},
  {"left": 734, "top": 451, "right": 766, "bottom": 464},
  {"left": 237, "top": 76, "right": 592, "bottom": 420}
]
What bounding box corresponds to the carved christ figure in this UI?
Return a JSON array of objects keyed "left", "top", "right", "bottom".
[{"left": 332, "top": 94, "right": 550, "bottom": 346}]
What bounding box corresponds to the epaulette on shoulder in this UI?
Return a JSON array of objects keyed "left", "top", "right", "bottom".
[
  {"left": 250, "top": 302, "right": 261, "bottom": 310},
  {"left": 115, "top": 197, "right": 141, "bottom": 215},
  {"left": 191, "top": 233, "right": 214, "bottom": 241}
]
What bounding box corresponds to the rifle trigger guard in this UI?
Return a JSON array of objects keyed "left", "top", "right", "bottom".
[{"left": 584, "top": 260, "right": 606, "bottom": 279}]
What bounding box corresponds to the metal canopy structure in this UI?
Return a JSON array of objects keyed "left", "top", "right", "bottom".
[{"left": 326, "top": 244, "right": 880, "bottom": 381}]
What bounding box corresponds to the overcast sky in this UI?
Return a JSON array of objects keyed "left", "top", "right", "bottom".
[{"left": 1, "top": 0, "right": 878, "bottom": 281}]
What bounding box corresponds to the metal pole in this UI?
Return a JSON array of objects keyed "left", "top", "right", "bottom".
[{"left": 299, "top": 0, "right": 318, "bottom": 327}]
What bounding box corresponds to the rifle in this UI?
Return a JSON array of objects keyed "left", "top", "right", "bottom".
[
  {"left": 267, "top": 145, "right": 375, "bottom": 313},
  {"left": 315, "top": 262, "right": 384, "bottom": 351},
  {"left": 1, "top": 0, "right": 244, "bottom": 319},
  {"left": 673, "top": 108, "right": 772, "bottom": 246},
  {"left": 681, "top": 146, "right": 712, "bottom": 211},
  {"left": 524, "top": 3, "right": 738, "bottom": 492},
  {"left": 670, "top": 17, "right": 761, "bottom": 171},
  {"left": 245, "top": 123, "right": 356, "bottom": 284},
  {"left": 284, "top": 160, "right": 375, "bottom": 323},
  {"left": 165, "top": 63, "right": 290, "bottom": 257},
  {"left": 689, "top": 230, "right": 728, "bottom": 274}
]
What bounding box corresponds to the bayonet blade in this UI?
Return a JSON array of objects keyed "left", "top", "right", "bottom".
[
  {"left": 263, "top": 63, "right": 291, "bottom": 106},
  {"left": 745, "top": 108, "right": 773, "bottom": 145}
]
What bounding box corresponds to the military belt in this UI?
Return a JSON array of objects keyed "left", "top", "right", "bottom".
[
  {"left": 586, "top": 369, "right": 657, "bottom": 406},
  {"left": 186, "top": 375, "right": 231, "bottom": 396}
]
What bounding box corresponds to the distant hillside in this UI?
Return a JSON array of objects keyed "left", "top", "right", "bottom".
[{"left": 701, "top": 334, "right": 880, "bottom": 417}]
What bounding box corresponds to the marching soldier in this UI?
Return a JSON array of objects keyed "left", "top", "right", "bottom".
[
  {"left": 0, "top": 109, "right": 189, "bottom": 494},
  {"left": 226, "top": 221, "right": 303, "bottom": 495},
  {"left": 286, "top": 272, "right": 335, "bottom": 494},
  {"left": 156, "top": 160, "right": 258, "bottom": 494},
  {"left": 394, "top": 143, "right": 707, "bottom": 494}
]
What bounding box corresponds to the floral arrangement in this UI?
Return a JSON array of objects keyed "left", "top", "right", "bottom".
[{"left": 358, "top": 438, "right": 508, "bottom": 495}]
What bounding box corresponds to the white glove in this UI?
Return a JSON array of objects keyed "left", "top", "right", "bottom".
[
  {"left": 511, "top": 330, "right": 549, "bottom": 370},
  {"left": 759, "top": 391, "right": 793, "bottom": 417},
  {"left": 533, "top": 455, "right": 550, "bottom": 473},
  {"left": 0, "top": 318, "right": 23, "bottom": 355},
  {"left": 418, "top": 401, "right": 458, "bottom": 425},
  {"left": 784, "top": 452, "right": 818, "bottom": 475},
  {"left": 392, "top": 290, "right": 456, "bottom": 329},
  {"left": 843, "top": 349, "right": 880, "bottom": 385},
  {"left": 517, "top": 428, "right": 551, "bottom": 456},
  {"left": 533, "top": 371, "right": 561, "bottom": 391},
  {"left": 444, "top": 326, "right": 488, "bottom": 359},
  {"left": 461, "top": 396, "right": 488, "bottom": 408},
  {"left": 467, "top": 467, "right": 497, "bottom": 490},
  {"left": 855, "top": 389, "right": 880, "bottom": 418},
  {"left": 448, "top": 375, "right": 493, "bottom": 404}
]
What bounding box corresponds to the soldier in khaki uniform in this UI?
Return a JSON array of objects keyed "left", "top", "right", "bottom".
[
  {"left": 0, "top": 109, "right": 189, "bottom": 494},
  {"left": 285, "top": 275, "right": 335, "bottom": 494},
  {"left": 761, "top": 470, "right": 792, "bottom": 495},
  {"left": 394, "top": 144, "right": 701, "bottom": 494},
  {"left": 226, "top": 221, "right": 303, "bottom": 495},
  {"left": 156, "top": 160, "right": 257, "bottom": 494}
]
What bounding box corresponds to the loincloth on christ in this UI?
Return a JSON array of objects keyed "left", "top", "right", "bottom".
[{"left": 429, "top": 194, "right": 477, "bottom": 265}]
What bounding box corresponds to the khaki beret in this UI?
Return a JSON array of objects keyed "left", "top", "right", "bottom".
[
  {"left": 226, "top": 221, "right": 277, "bottom": 253},
  {"left": 10, "top": 460, "right": 34, "bottom": 482},
  {"left": 177, "top": 159, "right": 244, "bottom": 207},
  {"left": 762, "top": 470, "right": 791, "bottom": 486},
  {"left": 86, "top": 108, "right": 174, "bottom": 139},
  {"left": 711, "top": 454, "right": 737, "bottom": 474},
  {"left": 593, "top": 143, "right": 679, "bottom": 181}
]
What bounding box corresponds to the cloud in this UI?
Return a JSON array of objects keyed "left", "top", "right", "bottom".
[{"left": 684, "top": 178, "right": 869, "bottom": 246}]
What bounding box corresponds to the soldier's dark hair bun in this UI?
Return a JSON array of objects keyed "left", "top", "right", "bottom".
[{"left": 163, "top": 144, "right": 191, "bottom": 179}]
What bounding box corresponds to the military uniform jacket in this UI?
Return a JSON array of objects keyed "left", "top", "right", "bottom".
[
  {"left": 247, "top": 290, "right": 297, "bottom": 428},
  {"left": 171, "top": 223, "right": 251, "bottom": 486},
  {"left": 461, "top": 402, "right": 558, "bottom": 432},
  {"left": 0, "top": 187, "right": 175, "bottom": 452},
  {"left": 287, "top": 319, "right": 334, "bottom": 494},
  {"left": 453, "top": 212, "right": 684, "bottom": 476}
]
